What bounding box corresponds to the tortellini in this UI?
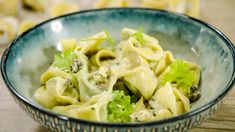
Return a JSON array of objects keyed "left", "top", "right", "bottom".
[
  {"left": 131, "top": 97, "right": 173, "bottom": 122},
  {"left": 53, "top": 91, "right": 112, "bottom": 121},
  {"left": 40, "top": 69, "right": 72, "bottom": 84},
  {"left": 155, "top": 51, "right": 174, "bottom": 76},
  {"left": 0, "top": 17, "right": 18, "bottom": 45},
  {"left": 50, "top": 1, "right": 79, "bottom": 17},
  {"left": 60, "top": 38, "right": 78, "bottom": 52},
  {"left": 78, "top": 31, "right": 109, "bottom": 55},
  {"left": 34, "top": 77, "right": 79, "bottom": 108},
  {"left": 22, "top": 0, "right": 45, "bottom": 11},
  {"left": 149, "top": 83, "right": 190, "bottom": 116},
  {"left": 18, "top": 20, "right": 38, "bottom": 34},
  {"left": 140, "top": 0, "right": 200, "bottom": 18},
  {"left": 123, "top": 57, "right": 158, "bottom": 100},
  {"left": 95, "top": 0, "right": 128, "bottom": 8},
  {"left": 122, "top": 28, "right": 164, "bottom": 61},
  {"left": 34, "top": 28, "right": 201, "bottom": 122},
  {"left": 91, "top": 50, "right": 116, "bottom": 67},
  {"left": 0, "top": 0, "right": 19, "bottom": 16}
]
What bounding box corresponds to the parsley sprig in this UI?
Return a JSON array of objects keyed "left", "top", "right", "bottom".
[
  {"left": 107, "top": 91, "right": 134, "bottom": 122},
  {"left": 53, "top": 50, "right": 77, "bottom": 73},
  {"left": 160, "top": 59, "right": 196, "bottom": 94}
]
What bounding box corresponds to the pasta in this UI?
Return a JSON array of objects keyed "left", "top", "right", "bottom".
[
  {"left": 0, "top": 17, "right": 18, "bottom": 45},
  {"left": 34, "top": 28, "right": 201, "bottom": 122},
  {"left": 49, "top": 1, "right": 79, "bottom": 17},
  {"left": 18, "top": 20, "right": 38, "bottom": 34},
  {"left": 141, "top": 0, "right": 200, "bottom": 18},
  {"left": 0, "top": 0, "right": 18, "bottom": 16},
  {"left": 95, "top": 0, "right": 128, "bottom": 8},
  {"left": 22, "top": 0, "right": 45, "bottom": 11}
]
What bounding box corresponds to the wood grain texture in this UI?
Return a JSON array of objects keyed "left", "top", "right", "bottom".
[{"left": 0, "top": 0, "right": 235, "bottom": 132}]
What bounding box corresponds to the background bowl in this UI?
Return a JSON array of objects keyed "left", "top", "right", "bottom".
[{"left": 1, "top": 8, "right": 235, "bottom": 132}]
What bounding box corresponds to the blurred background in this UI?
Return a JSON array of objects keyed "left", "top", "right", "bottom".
[
  {"left": 1, "top": 0, "right": 233, "bottom": 45},
  {"left": 0, "top": 0, "right": 235, "bottom": 132}
]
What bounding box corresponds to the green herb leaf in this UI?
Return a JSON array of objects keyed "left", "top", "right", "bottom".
[
  {"left": 132, "top": 26, "right": 146, "bottom": 46},
  {"left": 160, "top": 59, "right": 196, "bottom": 93},
  {"left": 53, "top": 49, "right": 77, "bottom": 72},
  {"left": 107, "top": 91, "right": 134, "bottom": 122},
  {"left": 104, "top": 31, "right": 115, "bottom": 49}
]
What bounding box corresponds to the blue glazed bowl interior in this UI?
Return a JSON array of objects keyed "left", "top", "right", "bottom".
[{"left": 2, "top": 8, "right": 235, "bottom": 120}]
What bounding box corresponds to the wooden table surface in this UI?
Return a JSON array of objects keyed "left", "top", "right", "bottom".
[{"left": 0, "top": 0, "right": 235, "bottom": 132}]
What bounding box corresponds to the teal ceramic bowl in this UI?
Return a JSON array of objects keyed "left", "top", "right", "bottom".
[{"left": 1, "top": 8, "right": 235, "bottom": 132}]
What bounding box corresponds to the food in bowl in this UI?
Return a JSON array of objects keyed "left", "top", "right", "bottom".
[
  {"left": 34, "top": 27, "right": 201, "bottom": 122},
  {"left": 2, "top": 8, "right": 235, "bottom": 131}
]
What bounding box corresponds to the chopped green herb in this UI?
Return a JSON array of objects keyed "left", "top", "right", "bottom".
[
  {"left": 160, "top": 59, "right": 196, "bottom": 94},
  {"left": 53, "top": 49, "right": 77, "bottom": 73},
  {"left": 104, "top": 31, "right": 115, "bottom": 49},
  {"left": 132, "top": 26, "right": 146, "bottom": 46},
  {"left": 107, "top": 91, "right": 134, "bottom": 122}
]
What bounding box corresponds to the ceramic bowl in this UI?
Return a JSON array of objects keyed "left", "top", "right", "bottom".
[{"left": 1, "top": 8, "right": 235, "bottom": 132}]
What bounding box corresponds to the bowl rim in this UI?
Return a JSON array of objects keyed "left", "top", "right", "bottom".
[{"left": 1, "top": 8, "right": 235, "bottom": 127}]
